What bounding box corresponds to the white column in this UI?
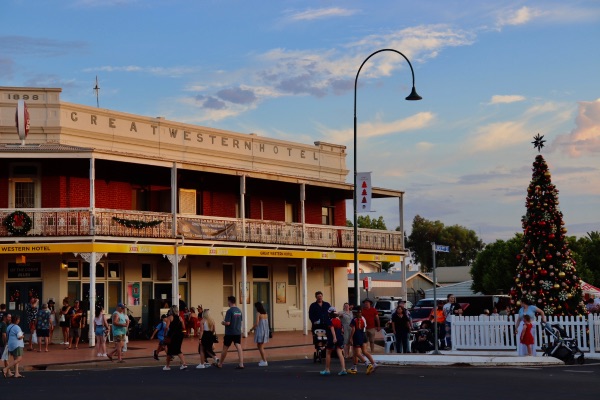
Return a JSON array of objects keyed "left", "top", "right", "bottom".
[
  {"left": 171, "top": 162, "right": 177, "bottom": 237},
  {"left": 165, "top": 252, "right": 185, "bottom": 309},
  {"left": 302, "top": 258, "right": 308, "bottom": 335},
  {"left": 300, "top": 183, "right": 306, "bottom": 245},
  {"left": 241, "top": 256, "right": 248, "bottom": 336},
  {"left": 240, "top": 175, "right": 246, "bottom": 241},
  {"left": 399, "top": 195, "right": 407, "bottom": 301},
  {"left": 75, "top": 252, "right": 106, "bottom": 347}
]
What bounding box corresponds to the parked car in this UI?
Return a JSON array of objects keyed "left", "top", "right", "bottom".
[
  {"left": 409, "top": 307, "right": 433, "bottom": 330},
  {"left": 413, "top": 298, "right": 447, "bottom": 308},
  {"left": 375, "top": 297, "right": 413, "bottom": 326}
]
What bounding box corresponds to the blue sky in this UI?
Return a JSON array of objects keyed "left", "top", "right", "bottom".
[{"left": 2, "top": 0, "right": 600, "bottom": 243}]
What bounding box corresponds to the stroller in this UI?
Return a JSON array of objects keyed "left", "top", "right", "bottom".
[
  {"left": 541, "top": 323, "right": 585, "bottom": 365},
  {"left": 411, "top": 327, "right": 435, "bottom": 353},
  {"left": 312, "top": 326, "right": 327, "bottom": 363}
]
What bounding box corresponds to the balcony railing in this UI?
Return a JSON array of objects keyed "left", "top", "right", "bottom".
[{"left": 0, "top": 209, "right": 403, "bottom": 251}]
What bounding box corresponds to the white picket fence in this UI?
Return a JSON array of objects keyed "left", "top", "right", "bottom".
[{"left": 452, "top": 314, "right": 600, "bottom": 353}]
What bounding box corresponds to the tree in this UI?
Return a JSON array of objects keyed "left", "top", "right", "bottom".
[
  {"left": 406, "top": 215, "right": 483, "bottom": 272},
  {"left": 511, "top": 154, "right": 587, "bottom": 316},
  {"left": 471, "top": 234, "right": 522, "bottom": 295}
]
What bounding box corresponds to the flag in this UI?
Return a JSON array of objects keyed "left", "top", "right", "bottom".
[{"left": 356, "top": 172, "right": 372, "bottom": 213}]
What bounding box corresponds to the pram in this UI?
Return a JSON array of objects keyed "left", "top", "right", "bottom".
[
  {"left": 312, "top": 327, "right": 327, "bottom": 363},
  {"left": 411, "top": 328, "right": 435, "bottom": 353},
  {"left": 541, "top": 323, "right": 585, "bottom": 365}
]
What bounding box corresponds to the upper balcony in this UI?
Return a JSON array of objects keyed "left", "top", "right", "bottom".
[{"left": 0, "top": 208, "right": 404, "bottom": 252}]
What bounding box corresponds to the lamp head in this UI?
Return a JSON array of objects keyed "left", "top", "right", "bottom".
[{"left": 405, "top": 86, "right": 422, "bottom": 101}]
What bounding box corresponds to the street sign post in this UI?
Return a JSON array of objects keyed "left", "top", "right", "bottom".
[{"left": 431, "top": 242, "right": 450, "bottom": 355}]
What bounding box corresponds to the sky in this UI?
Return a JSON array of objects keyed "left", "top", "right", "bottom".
[{"left": 2, "top": 0, "right": 600, "bottom": 244}]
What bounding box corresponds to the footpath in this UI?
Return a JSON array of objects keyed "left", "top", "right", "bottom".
[{"left": 18, "top": 330, "right": 595, "bottom": 371}]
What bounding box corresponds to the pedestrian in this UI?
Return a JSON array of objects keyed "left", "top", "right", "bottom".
[
  {"left": 3, "top": 315, "right": 25, "bottom": 378},
  {"left": 361, "top": 299, "right": 380, "bottom": 353},
  {"left": 59, "top": 297, "right": 71, "bottom": 345},
  {"left": 163, "top": 305, "right": 188, "bottom": 370},
  {"left": 391, "top": 305, "right": 411, "bottom": 353},
  {"left": 442, "top": 294, "right": 462, "bottom": 349},
  {"left": 520, "top": 314, "right": 535, "bottom": 356},
  {"left": 0, "top": 313, "right": 9, "bottom": 374},
  {"left": 150, "top": 314, "right": 168, "bottom": 361},
  {"left": 66, "top": 300, "right": 83, "bottom": 349},
  {"left": 514, "top": 297, "right": 547, "bottom": 356},
  {"left": 347, "top": 306, "right": 377, "bottom": 374},
  {"left": 93, "top": 306, "right": 109, "bottom": 357},
  {"left": 187, "top": 307, "right": 199, "bottom": 338},
  {"left": 36, "top": 303, "right": 52, "bottom": 352},
  {"left": 107, "top": 303, "right": 129, "bottom": 363},
  {"left": 196, "top": 308, "right": 218, "bottom": 369},
  {"left": 215, "top": 296, "right": 244, "bottom": 369},
  {"left": 249, "top": 301, "right": 269, "bottom": 367},
  {"left": 47, "top": 298, "right": 56, "bottom": 343},
  {"left": 308, "top": 291, "right": 331, "bottom": 331},
  {"left": 320, "top": 307, "right": 347, "bottom": 376},
  {"left": 25, "top": 297, "right": 38, "bottom": 351},
  {"left": 429, "top": 303, "right": 446, "bottom": 349},
  {"left": 339, "top": 302, "right": 353, "bottom": 359}
]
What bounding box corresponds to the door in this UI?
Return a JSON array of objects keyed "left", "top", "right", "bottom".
[
  {"left": 154, "top": 284, "right": 172, "bottom": 308},
  {"left": 5, "top": 281, "right": 43, "bottom": 332},
  {"left": 253, "top": 282, "right": 271, "bottom": 329}
]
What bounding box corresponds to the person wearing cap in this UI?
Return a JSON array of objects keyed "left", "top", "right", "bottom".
[
  {"left": 107, "top": 303, "right": 129, "bottom": 363},
  {"left": 66, "top": 300, "right": 83, "bottom": 350},
  {"left": 320, "top": 306, "right": 347, "bottom": 376}
]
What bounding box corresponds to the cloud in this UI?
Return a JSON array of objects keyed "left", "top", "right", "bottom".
[
  {"left": 497, "top": 6, "right": 542, "bottom": 27},
  {"left": 195, "top": 95, "right": 226, "bottom": 110},
  {"left": 288, "top": 7, "right": 357, "bottom": 21},
  {"left": 553, "top": 99, "right": 600, "bottom": 157},
  {"left": 83, "top": 65, "right": 201, "bottom": 77},
  {"left": 216, "top": 87, "right": 257, "bottom": 105},
  {"left": 320, "top": 112, "right": 435, "bottom": 144},
  {"left": 489, "top": 95, "right": 525, "bottom": 104},
  {"left": 0, "top": 35, "right": 86, "bottom": 57}
]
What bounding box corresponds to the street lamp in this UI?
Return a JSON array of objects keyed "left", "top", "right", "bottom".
[{"left": 353, "top": 49, "right": 422, "bottom": 306}]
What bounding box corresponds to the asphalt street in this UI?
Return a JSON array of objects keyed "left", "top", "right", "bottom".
[{"left": 2, "top": 359, "right": 598, "bottom": 399}]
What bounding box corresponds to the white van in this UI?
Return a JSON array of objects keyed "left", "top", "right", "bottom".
[{"left": 374, "top": 296, "right": 413, "bottom": 325}]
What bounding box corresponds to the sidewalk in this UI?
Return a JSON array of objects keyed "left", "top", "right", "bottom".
[{"left": 18, "top": 331, "right": 596, "bottom": 371}]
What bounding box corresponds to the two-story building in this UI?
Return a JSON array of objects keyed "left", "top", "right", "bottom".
[{"left": 0, "top": 86, "right": 406, "bottom": 341}]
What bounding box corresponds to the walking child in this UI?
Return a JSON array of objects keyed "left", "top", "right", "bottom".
[
  {"left": 348, "top": 306, "right": 378, "bottom": 374},
  {"left": 520, "top": 314, "right": 534, "bottom": 356},
  {"left": 150, "top": 314, "right": 168, "bottom": 360},
  {"left": 320, "top": 307, "right": 347, "bottom": 376}
]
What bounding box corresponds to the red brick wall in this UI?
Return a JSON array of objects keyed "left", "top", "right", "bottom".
[
  {"left": 95, "top": 180, "right": 131, "bottom": 209},
  {"left": 0, "top": 177, "right": 8, "bottom": 208},
  {"left": 202, "top": 191, "right": 237, "bottom": 217}
]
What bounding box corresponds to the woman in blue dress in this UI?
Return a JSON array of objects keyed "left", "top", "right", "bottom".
[{"left": 250, "top": 302, "right": 270, "bottom": 367}]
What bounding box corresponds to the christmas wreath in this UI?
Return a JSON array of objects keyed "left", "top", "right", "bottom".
[
  {"left": 3, "top": 210, "right": 32, "bottom": 236},
  {"left": 112, "top": 217, "right": 163, "bottom": 229}
]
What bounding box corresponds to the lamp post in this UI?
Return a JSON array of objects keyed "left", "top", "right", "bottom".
[{"left": 353, "top": 49, "right": 422, "bottom": 306}]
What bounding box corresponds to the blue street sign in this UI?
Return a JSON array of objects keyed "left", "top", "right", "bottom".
[{"left": 435, "top": 245, "right": 450, "bottom": 253}]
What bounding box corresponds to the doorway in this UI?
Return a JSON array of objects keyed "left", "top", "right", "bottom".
[
  {"left": 5, "top": 281, "right": 43, "bottom": 332},
  {"left": 253, "top": 281, "right": 271, "bottom": 328}
]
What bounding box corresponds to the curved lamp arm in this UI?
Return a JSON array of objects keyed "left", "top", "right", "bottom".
[{"left": 352, "top": 48, "right": 422, "bottom": 307}]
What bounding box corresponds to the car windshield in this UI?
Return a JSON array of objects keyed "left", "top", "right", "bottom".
[
  {"left": 375, "top": 301, "right": 391, "bottom": 310},
  {"left": 410, "top": 308, "right": 432, "bottom": 319}
]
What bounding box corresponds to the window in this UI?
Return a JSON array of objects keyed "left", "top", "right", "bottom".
[
  {"left": 82, "top": 262, "right": 105, "bottom": 278},
  {"left": 222, "top": 264, "right": 234, "bottom": 307},
  {"left": 288, "top": 266, "right": 298, "bottom": 307},
  {"left": 321, "top": 206, "right": 334, "bottom": 225},
  {"left": 253, "top": 265, "right": 269, "bottom": 279},
  {"left": 9, "top": 163, "right": 40, "bottom": 208},
  {"left": 285, "top": 202, "right": 297, "bottom": 223},
  {"left": 67, "top": 261, "right": 80, "bottom": 278},
  {"left": 142, "top": 263, "right": 152, "bottom": 279}
]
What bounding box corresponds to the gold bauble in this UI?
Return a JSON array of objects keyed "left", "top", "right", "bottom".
[
  {"left": 558, "top": 271, "right": 566, "bottom": 278},
  {"left": 553, "top": 283, "right": 560, "bottom": 289}
]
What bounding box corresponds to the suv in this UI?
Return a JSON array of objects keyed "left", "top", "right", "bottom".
[
  {"left": 374, "top": 297, "right": 413, "bottom": 326},
  {"left": 414, "top": 298, "right": 447, "bottom": 308}
]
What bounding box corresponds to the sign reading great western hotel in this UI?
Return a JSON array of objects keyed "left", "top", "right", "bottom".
[{"left": 1, "top": 87, "right": 347, "bottom": 181}]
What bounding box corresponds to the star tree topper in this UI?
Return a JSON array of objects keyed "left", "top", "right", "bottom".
[{"left": 532, "top": 133, "right": 546, "bottom": 152}]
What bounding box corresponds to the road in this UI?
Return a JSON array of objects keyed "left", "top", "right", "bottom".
[{"left": 2, "top": 360, "right": 598, "bottom": 399}]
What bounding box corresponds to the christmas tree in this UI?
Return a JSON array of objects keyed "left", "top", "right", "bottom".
[{"left": 511, "top": 134, "right": 587, "bottom": 316}]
